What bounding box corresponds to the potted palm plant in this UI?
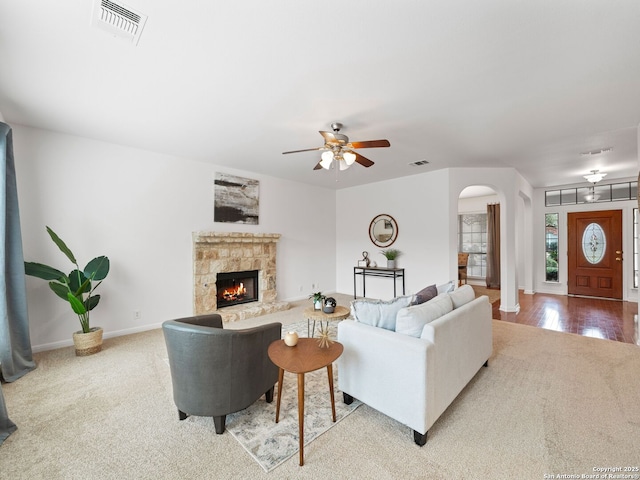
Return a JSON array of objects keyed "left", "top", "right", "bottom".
[
  {"left": 24, "top": 226, "right": 110, "bottom": 356},
  {"left": 380, "top": 248, "right": 401, "bottom": 268}
]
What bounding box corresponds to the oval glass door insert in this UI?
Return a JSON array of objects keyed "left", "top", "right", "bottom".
[{"left": 582, "top": 222, "right": 606, "bottom": 264}]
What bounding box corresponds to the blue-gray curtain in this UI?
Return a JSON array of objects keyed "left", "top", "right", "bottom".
[
  {"left": 0, "top": 121, "right": 35, "bottom": 382},
  {"left": 0, "top": 383, "right": 17, "bottom": 444}
]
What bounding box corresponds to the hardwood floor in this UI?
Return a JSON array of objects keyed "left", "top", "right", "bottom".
[{"left": 492, "top": 291, "right": 639, "bottom": 345}]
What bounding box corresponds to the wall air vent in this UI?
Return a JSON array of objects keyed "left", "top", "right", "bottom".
[
  {"left": 409, "top": 160, "right": 430, "bottom": 167},
  {"left": 91, "top": 0, "right": 148, "bottom": 45}
]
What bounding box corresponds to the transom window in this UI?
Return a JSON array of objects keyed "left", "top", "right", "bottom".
[{"left": 545, "top": 180, "right": 637, "bottom": 206}]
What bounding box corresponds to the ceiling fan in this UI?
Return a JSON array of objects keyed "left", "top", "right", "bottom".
[{"left": 282, "top": 122, "right": 390, "bottom": 171}]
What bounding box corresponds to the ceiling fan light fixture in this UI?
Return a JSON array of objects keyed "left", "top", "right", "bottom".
[
  {"left": 282, "top": 122, "right": 389, "bottom": 171},
  {"left": 319, "top": 151, "right": 334, "bottom": 169},
  {"left": 343, "top": 151, "right": 356, "bottom": 166},
  {"left": 583, "top": 170, "right": 606, "bottom": 184},
  {"left": 584, "top": 192, "right": 601, "bottom": 203}
]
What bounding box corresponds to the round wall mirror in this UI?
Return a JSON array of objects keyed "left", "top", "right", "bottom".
[{"left": 369, "top": 214, "right": 398, "bottom": 247}]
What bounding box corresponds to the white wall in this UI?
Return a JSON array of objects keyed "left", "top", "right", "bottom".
[
  {"left": 13, "top": 124, "right": 336, "bottom": 351},
  {"left": 336, "top": 169, "right": 454, "bottom": 300},
  {"left": 338, "top": 167, "right": 532, "bottom": 311},
  {"left": 458, "top": 194, "right": 499, "bottom": 213}
]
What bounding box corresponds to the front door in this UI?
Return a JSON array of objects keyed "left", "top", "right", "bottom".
[{"left": 567, "top": 210, "right": 623, "bottom": 299}]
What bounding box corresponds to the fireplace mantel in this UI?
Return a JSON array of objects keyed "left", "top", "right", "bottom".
[{"left": 193, "top": 232, "right": 289, "bottom": 322}]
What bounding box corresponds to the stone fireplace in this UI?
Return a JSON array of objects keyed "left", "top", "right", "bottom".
[{"left": 193, "top": 232, "right": 290, "bottom": 322}]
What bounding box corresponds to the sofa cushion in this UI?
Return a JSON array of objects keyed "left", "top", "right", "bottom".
[
  {"left": 350, "top": 295, "right": 415, "bottom": 331},
  {"left": 436, "top": 281, "right": 455, "bottom": 295},
  {"left": 413, "top": 284, "right": 438, "bottom": 305},
  {"left": 395, "top": 294, "right": 454, "bottom": 337},
  {"left": 449, "top": 284, "right": 475, "bottom": 309}
]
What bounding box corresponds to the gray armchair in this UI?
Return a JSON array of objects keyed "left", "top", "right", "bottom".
[{"left": 162, "top": 314, "right": 281, "bottom": 434}]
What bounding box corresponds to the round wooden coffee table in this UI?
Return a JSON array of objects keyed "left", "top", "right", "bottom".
[
  {"left": 303, "top": 305, "right": 350, "bottom": 337},
  {"left": 267, "top": 338, "right": 344, "bottom": 466}
]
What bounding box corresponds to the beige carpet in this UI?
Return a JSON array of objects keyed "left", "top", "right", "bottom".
[{"left": 1, "top": 294, "right": 639, "bottom": 479}]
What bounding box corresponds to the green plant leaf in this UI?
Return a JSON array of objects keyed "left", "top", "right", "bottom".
[
  {"left": 46, "top": 226, "right": 77, "bottom": 266},
  {"left": 85, "top": 294, "right": 100, "bottom": 311},
  {"left": 24, "top": 262, "right": 66, "bottom": 281},
  {"left": 67, "top": 292, "right": 87, "bottom": 315},
  {"left": 68, "top": 269, "right": 90, "bottom": 294},
  {"left": 380, "top": 249, "right": 400, "bottom": 260},
  {"left": 49, "top": 281, "right": 71, "bottom": 301},
  {"left": 85, "top": 256, "right": 109, "bottom": 281}
]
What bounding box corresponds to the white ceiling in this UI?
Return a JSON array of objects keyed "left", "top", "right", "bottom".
[{"left": 1, "top": 1, "right": 639, "bottom": 190}]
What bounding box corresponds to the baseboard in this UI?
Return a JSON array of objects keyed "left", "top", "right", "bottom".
[
  {"left": 31, "top": 322, "right": 164, "bottom": 353},
  {"left": 282, "top": 290, "right": 339, "bottom": 303},
  {"left": 499, "top": 303, "right": 520, "bottom": 313}
]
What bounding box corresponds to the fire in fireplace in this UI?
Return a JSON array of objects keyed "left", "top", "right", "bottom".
[{"left": 216, "top": 270, "right": 259, "bottom": 308}]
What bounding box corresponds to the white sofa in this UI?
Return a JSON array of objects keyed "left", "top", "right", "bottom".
[{"left": 337, "top": 284, "right": 492, "bottom": 445}]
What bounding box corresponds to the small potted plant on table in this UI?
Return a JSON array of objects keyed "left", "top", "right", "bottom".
[
  {"left": 24, "top": 226, "right": 110, "bottom": 356},
  {"left": 380, "top": 248, "right": 401, "bottom": 268},
  {"left": 309, "top": 291, "right": 324, "bottom": 310}
]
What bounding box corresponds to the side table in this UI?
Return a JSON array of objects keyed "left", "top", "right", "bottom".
[
  {"left": 353, "top": 266, "right": 405, "bottom": 298},
  {"left": 267, "top": 338, "right": 343, "bottom": 466},
  {"left": 303, "top": 306, "right": 350, "bottom": 337}
]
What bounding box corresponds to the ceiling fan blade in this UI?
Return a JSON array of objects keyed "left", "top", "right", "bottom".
[
  {"left": 354, "top": 152, "right": 375, "bottom": 167},
  {"left": 350, "top": 139, "right": 390, "bottom": 149},
  {"left": 320, "top": 130, "right": 349, "bottom": 144},
  {"left": 319, "top": 130, "right": 336, "bottom": 142},
  {"left": 282, "top": 147, "right": 324, "bottom": 154}
]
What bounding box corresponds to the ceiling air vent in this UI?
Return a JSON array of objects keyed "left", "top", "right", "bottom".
[
  {"left": 580, "top": 147, "right": 613, "bottom": 156},
  {"left": 409, "top": 160, "right": 430, "bottom": 167},
  {"left": 91, "top": 0, "right": 148, "bottom": 45}
]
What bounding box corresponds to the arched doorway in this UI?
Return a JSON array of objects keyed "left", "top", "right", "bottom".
[{"left": 457, "top": 186, "right": 500, "bottom": 294}]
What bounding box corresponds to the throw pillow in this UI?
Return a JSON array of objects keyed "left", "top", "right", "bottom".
[
  {"left": 350, "top": 295, "right": 414, "bottom": 331},
  {"left": 395, "top": 294, "right": 454, "bottom": 338},
  {"left": 436, "top": 280, "right": 455, "bottom": 295},
  {"left": 412, "top": 284, "right": 438, "bottom": 305},
  {"left": 449, "top": 284, "right": 475, "bottom": 309}
]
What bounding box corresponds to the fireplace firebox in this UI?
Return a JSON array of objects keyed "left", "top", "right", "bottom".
[{"left": 216, "top": 270, "right": 259, "bottom": 308}]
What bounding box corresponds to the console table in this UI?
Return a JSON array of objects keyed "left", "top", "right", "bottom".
[{"left": 353, "top": 266, "right": 405, "bottom": 298}]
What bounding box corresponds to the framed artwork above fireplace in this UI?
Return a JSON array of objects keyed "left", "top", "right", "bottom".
[{"left": 214, "top": 172, "right": 259, "bottom": 224}]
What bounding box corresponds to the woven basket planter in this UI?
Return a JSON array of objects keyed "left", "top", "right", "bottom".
[{"left": 72, "top": 327, "right": 103, "bottom": 356}]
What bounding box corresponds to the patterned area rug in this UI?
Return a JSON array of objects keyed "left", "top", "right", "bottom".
[{"left": 226, "top": 321, "right": 360, "bottom": 472}]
